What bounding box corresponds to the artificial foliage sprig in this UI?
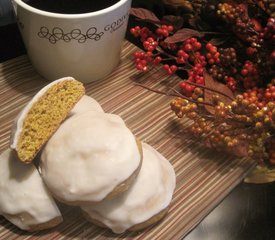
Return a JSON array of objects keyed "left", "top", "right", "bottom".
[{"left": 129, "top": 1, "right": 275, "bottom": 165}]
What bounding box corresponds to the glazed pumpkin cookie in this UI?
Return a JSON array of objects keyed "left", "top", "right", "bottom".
[
  {"left": 10, "top": 77, "right": 85, "bottom": 163},
  {"left": 68, "top": 95, "right": 104, "bottom": 117},
  {"left": 0, "top": 149, "right": 63, "bottom": 232},
  {"left": 40, "top": 111, "right": 142, "bottom": 205},
  {"left": 81, "top": 142, "right": 176, "bottom": 233}
]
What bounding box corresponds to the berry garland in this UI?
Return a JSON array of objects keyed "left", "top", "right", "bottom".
[{"left": 129, "top": 1, "right": 275, "bottom": 166}]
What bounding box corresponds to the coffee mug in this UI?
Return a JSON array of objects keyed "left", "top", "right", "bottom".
[{"left": 13, "top": 0, "right": 132, "bottom": 83}]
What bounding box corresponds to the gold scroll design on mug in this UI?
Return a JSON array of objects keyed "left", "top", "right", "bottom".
[{"left": 37, "top": 26, "right": 104, "bottom": 44}]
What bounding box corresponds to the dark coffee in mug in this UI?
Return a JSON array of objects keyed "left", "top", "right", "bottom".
[{"left": 23, "top": 0, "right": 120, "bottom": 14}]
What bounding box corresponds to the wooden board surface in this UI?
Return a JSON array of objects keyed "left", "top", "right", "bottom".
[{"left": 0, "top": 41, "right": 255, "bottom": 239}]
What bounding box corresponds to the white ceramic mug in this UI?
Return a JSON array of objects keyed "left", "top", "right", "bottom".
[{"left": 13, "top": 0, "right": 132, "bottom": 83}]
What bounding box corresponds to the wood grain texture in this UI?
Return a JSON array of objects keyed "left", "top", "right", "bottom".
[{"left": 0, "top": 41, "right": 255, "bottom": 239}]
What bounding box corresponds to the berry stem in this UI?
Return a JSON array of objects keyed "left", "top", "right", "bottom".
[
  {"left": 185, "top": 80, "right": 235, "bottom": 101},
  {"left": 135, "top": 83, "right": 215, "bottom": 107}
]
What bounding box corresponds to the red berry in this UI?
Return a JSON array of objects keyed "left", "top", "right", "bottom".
[
  {"left": 154, "top": 56, "right": 162, "bottom": 65},
  {"left": 167, "top": 25, "right": 174, "bottom": 32},
  {"left": 246, "top": 47, "right": 257, "bottom": 56},
  {"left": 206, "top": 53, "right": 212, "bottom": 59},
  {"left": 208, "top": 56, "right": 217, "bottom": 65},
  {"left": 176, "top": 57, "right": 185, "bottom": 64},
  {"left": 156, "top": 25, "right": 174, "bottom": 38},
  {"left": 241, "top": 69, "right": 248, "bottom": 76},
  {"left": 193, "top": 41, "right": 202, "bottom": 51},
  {"left": 206, "top": 43, "right": 213, "bottom": 50},
  {"left": 163, "top": 64, "right": 170, "bottom": 71},
  {"left": 161, "top": 29, "right": 169, "bottom": 37},
  {"left": 170, "top": 65, "right": 178, "bottom": 73},
  {"left": 130, "top": 26, "right": 141, "bottom": 37},
  {"left": 196, "top": 77, "right": 204, "bottom": 85},
  {"left": 184, "top": 43, "right": 193, "bottom": 52},
  {"left": 210, "top": 46, "right": 217, "bottom": 54}
]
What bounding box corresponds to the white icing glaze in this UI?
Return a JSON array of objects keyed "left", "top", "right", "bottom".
[
  {"left": 40, "top": 111, "right": 141, "bottom": 204},
  {"left": 10, "top": 76, "right": 76, "bottom": 149},
  {"left": 0, "top": 149, "right": 62, "bottom": 231},
  {"left": 81, "top": 142, "right": 176, "bottom": 234},
  {"left": 68, "top": 95, "right": 104, "bottom": 117}
]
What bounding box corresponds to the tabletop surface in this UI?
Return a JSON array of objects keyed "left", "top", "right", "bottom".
[{"left": 0, "top": 1, "right": 275, "bottom": 239}]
